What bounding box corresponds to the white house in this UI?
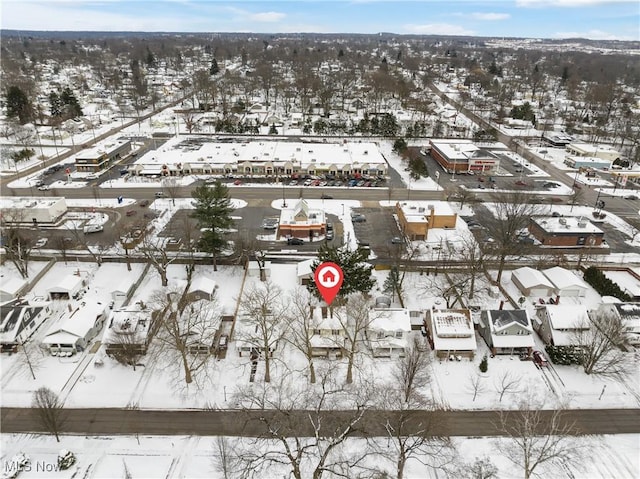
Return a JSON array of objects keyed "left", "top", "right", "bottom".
[
  {"left": 596, "top": 302, "right": 640, "bottom": 347},
  {"left": 425, "top": 309, "right": 477, "bottom": 359},
  {"left": 42, "top": 301, "right": 108, "bottom": 354},
  {"left": 511, "top": 267, "right": 555, "bottom": 297},
  {"left": 543, "top": 266, "right": 588, "bottom": 298},
  {"left": 0, "top": 300, "right": 50, "bottom": 352},
  {"left": 478, "top": 309, "right": 535, "bottom": 356},
  {"left": 534, "top": 304, "right": 590, "bottom": 347},
  {"left": 366, "top": 308, "right": 412, "bottom": 358},
  {"left": 309, "top": 307, "right": 347, "bottom": 359}
]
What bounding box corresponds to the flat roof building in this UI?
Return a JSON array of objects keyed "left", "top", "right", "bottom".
[
  {"left": 0, "top": 197, "right": 67, "bottom": 225},
  {"left": 528, "top": 216, "right": 605, "bottom": 248}
]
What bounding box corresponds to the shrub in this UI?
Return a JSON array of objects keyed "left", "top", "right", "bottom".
[
  {"left": 545, "top": 345, "right": 582, "bottom": 366},
  {"left": 479, "top": 354, "right": 488, "bottom": 373},
  {"left": 583, "top": 267, "right": 632, "bottom": 301}
]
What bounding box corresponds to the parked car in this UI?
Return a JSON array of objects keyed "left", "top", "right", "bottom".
[
  {"left": 420, "top": 326, "right": 428, "bottom": 337},
  {"left": 35, "top": 238, "right": 48, "bottom": 248},
  {"left": 515, "top": 180, "right": 527, "bottom": 186},
  {"left": 289, "top": 180, "right": 298, "bottom": 186},
  {"left": 218, "top": 334, "right": 228, "bottom": 350},
  {"left": 35, "top": 180, "right": 45, "bottom": 187},
  {"left": 37, "top": 185, "right": 50, "bottom": 191},
  {"left": 532, "top": 350, "right": 548, "bottom": 367},
  {"left": 139, "top": 199, "right": 149, "bottom": 207},
  {"left": 83, "top": 224, "right": 104, "bottom": 234},
  {"left": 262, "top": 218, "right": 279, "bottom": 230},
  {"left": 325, "top": 230, "right": 334, "bottom": 240},
  {"left": 391, "top": 236, "right": 404, "bottom": 244},
  {"left": 154, "top": 192, "right": 166, "bottom": 198},
  {"left": 126, "top": 210, "right": 137, "bottom": 217},
  {"left": 624, "top": 194, "right": 638, "bottom": 200},
  {"left": 287, "top": 237, "right": 304, "bottom": 245},
  {"left": 320, "top": 194, "right": 333, "bottom": 199},
  {"left": 234, "top": 179, "right": 242, "bottom": 185},
  {"left": 351, "top": 214, "right": 366, "bottom": 223}
]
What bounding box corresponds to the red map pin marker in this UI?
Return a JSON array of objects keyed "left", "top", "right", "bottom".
[{"left": 314, "top": 262, "right": 344, "bottom": 306}]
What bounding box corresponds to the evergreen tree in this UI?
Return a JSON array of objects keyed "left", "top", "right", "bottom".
[
  {"left": 209, "top": 58, "right": 220, "bottom": 75},
  {"left": 383, "top": 266, "right": 401, "bottom": 302},
  {"left": 191, "top": 182, "right": 234, "bottom": 271},
  {"left": 5, "top": 86, "right": 33, "bottom": 124},
  {"left": 48, "top": 91, "right": 63, "bottom": 117},
  {"left": 145, "top": 48, "right": 156, "bottom": 68},
  {"left": 60, "top": 87, "right": 83, "bottom": 118},
  {"left": 309, "top": 244, "right": 374, "bottom": 300}
]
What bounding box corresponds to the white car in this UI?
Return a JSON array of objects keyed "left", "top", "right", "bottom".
[
  {"left": 35, "top": 238, "right": 48, "bottom": 248},
  {"left": 37, "top": 185, "right": 50, "bottom": 191}
]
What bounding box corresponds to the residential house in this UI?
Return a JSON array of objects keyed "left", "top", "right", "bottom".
[
  {"left": 366, "top": 308, "right": 412, "bottom": 357},
  {"left": 478, "top": 309, "right": 535, "bottom": 356},
  {"left": 511, "top": 267, "right": 555, "bottom": 297},
  {"left": 534, "top": 304, "right": 590, "bottom": 347},
  {"left": 42, "top": 301, "right": 108, "bottom": 355},
  {"left": 0, "top": 277, "right": 28, "bottom": 304},
  {"left": 0, "top": 300, "right": 50, "bottom": 353},
  {"left": 103, "top": 307, "right": 152, "bottom": 356},
  {"left": 309, "top": 306, "right": 346, "bottom": 359},
  {"left": 425, "top": 309, "right": 477, "bottom": 359},
  {"left": 596, "top": 303, "right": 640, "bottom": 347},
  {"left": 296, "top": 259, "right": 315, "bottom": 286}
]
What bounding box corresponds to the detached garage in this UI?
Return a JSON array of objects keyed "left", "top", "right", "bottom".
[
  {"left": 543, "top": 266, "right": 588, "bottom": 297},
  {"left": 47, "top": 274, "right": 85, "bottom": 300},
  {"left": 511, "top": 267, "right": 555, "bottom": 297}
]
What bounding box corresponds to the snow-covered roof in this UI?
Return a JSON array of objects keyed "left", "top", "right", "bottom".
[
  {"left": 491, "top": 333, "right": 535, "bottom": 349},
  {"left": 397, "top": 201, "right": 454, "bottom": 221},
  {"left": 431, "top": 310, "right": 474, "bottom": 337},
  {"left": 485, "top": 310, "right": 532, "bottom": 332},
  {"left": 48, "top": 274, "right": 85, "bottom": 295},
  {"left": 531, "top": 216, "right": 603, "bottom": 234},
  {"left": 43, "top": 301, "right": 108, "bottom": 344},
  {"left": 0, "top": 277, "right": 27, "bottom": 298},
  {"left": 545, "top": 304, "right": 590, "bottom": 330},
  {"left": 512, "top": 267, "right": 554, "bottom": 290},
  {"left": 280, "top": 199, "right": 325, "bottom": 226},
  {"left": 543, "top": 266, "right": 588, "bottom": 291},
  {"left": 0, "top": 301, "right": 46, "bottom": 344},
  {"left": 103, "top": 308, "right": 151, "bottom": 345},
  {"left": 188, "top": 277, "right": 217, "bottom": 295},
  {"left": 296, "top": 259, "right": 315, "bottom": 278},
  {"left": 369, "top": 308, "right": 412, "bottom": 332}
]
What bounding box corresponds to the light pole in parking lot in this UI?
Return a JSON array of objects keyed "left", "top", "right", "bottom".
[{"left": 281, "top": 177, "right": 287, "bottom": 208}]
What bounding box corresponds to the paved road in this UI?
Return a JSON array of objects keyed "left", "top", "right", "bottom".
[{"left": 2, "top": 407, "right": 639, "bottom": 437}]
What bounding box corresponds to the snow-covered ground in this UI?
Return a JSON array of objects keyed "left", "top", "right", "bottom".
[{"left": 0, "top": 433, "right": 637, "bottom": 479}]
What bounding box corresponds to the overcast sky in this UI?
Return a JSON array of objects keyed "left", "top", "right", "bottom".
[{"left": 2, "top": 0, "right": 639, "bottom": 41}]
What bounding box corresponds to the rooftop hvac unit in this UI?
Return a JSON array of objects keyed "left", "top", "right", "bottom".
[
  {"left": 418, "top": 207, "right": 425, "bottom": 212},
  {"left": 428, "top": 204, "right": 434, "bottom": 210},
  {"left": 577, "top": 221, "right": 587, "bottom": 228},
  {"left": 559, "top": 218, "right": 567, "bottom": 225}
]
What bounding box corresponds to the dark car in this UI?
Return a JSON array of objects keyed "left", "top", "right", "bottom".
[
  {"left": 139, "top": 199, "right": 149, "bottom": 207},
  {"left": 126, "top": 210, "right": 137, "bottom": 217},
  {"left": 351, "top": 214, "right": 366, "bottom": 223},
  {"left": 532, "top": 351, "right": 548, "bottom": 367},
  {"left": 624, "top": 194, "right": 638, "bottom": 200},
  {"left": 320, "top": 194, "right": 333, "bottom": 199},
  {"left": 287, "top": 237, "right": 304, "bottom": 245},
  {"left": 391, "top": 236, "right": 404, "bottom": 244}
]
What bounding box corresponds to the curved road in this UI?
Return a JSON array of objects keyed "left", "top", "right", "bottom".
[{"left": 2, "top": 407, "right": 639, "bottom": 437}]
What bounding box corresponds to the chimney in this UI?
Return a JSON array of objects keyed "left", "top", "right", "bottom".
[
  {"left": 321, "top": 306, "right": 328, "bottom": 319},
  {"left": 499, "top": 300, "right": 504, "bottom": 310}
]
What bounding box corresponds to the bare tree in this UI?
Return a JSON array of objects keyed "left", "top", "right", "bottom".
[
  {"left": 456, "top": 456, "right": 499, "bottom": 479},
  {"left": 162, "top": 177, "right": 181, "bottom": 207},
  {"left": 108, "top": 330, "right": 145, "bottom": 371},
  {"left": 334, "top": 293, "right": 377, "bottom": 384},
  {"left": 285, "top": 287, "right": 321, "bottom": 383},
  {"left": 17, "top": 340, "right": 46, "bottom": 380},
  {"left": 422, "top": 272, "right": 468, "bottom": 309},
  {"left": 152, "top": 290, "right": 221, "bottom": 387},
  {"left": 238, "top": 281, "right": 287, "bottom": 383},
  {"left": 483, "top": 192, "right": 541, "bottom": 283},
  {"left": 232, "top": 369, "right": 375, "bottom": 479},
  {"left": 376, "top": 339, "right": 454, "bottom": 479},
  {"left": 181, "top": 110, "right": 200, "bottom": 134},
  {"left": 467, "top": 373, "right": 486, "bottom": 402},
  {"left": 32, "top": 387, "right": 65, "bottom": 442},
  {"left": 1, "top": 213, "right": 33, "bottom": 279},
  {"left": 575, "top": 310, "right": 629, "bottom": 377},
  {"left": 494, "top": 370, "right": 521, "bottom": 402},
  {"left": 139, "top": 234, "right": 176, "bottom": 287},
  {"left": 495, "top": 400, "right": 585, "bottom": 479},
  {"left": 213, "top": 436, "right": 237, "bottom": 479}
]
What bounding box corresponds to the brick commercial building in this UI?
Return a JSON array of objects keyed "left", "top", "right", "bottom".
[
  {"left": 395, "top": 201, "right": 457, "bottom": 241},
  {"left": 429, "top": 139, "right": 500, "bottom": 174},
  {"left": 528, "top": 216, "right": 604, "bottom": 248}
]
